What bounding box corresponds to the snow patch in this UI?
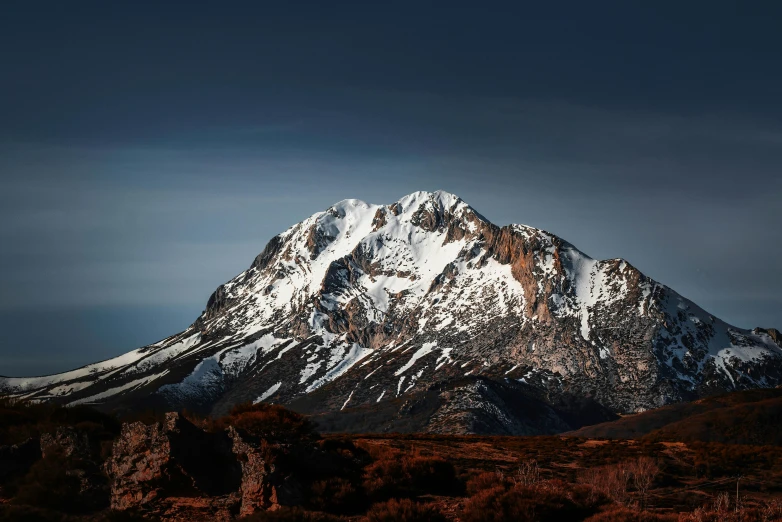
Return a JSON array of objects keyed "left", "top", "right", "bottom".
[
  {"left": 306, "top": 343, "right": 373, "bottom": 393},
  {"left": 395, "top": 342, "right": 437, "bottom": 376},
  {"left": 70, "top": 370, "right": 169, "bottom": 405},
  {"left": 254, "top": 382, "right": 282, "bottom": 403}
]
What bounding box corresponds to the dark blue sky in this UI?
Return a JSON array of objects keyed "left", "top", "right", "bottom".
[{"left": 1, "top": 1, "right": 781, "bottom": 376}]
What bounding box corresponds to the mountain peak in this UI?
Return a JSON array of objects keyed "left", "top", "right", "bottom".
[
  {"left": 2, "top": 191, "right": 780, "bottom": 425},
  {"left": 396, "top": 189, "right": 463, "bottom": 208},
  {"left": 327, "top": 198, "right": 374, "bottom": 213}
]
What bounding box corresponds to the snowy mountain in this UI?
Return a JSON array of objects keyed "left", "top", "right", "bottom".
[{"left": 2, "top": 191, "right": 781, "bottom": 433}]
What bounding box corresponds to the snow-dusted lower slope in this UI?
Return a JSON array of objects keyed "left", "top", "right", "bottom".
[{"left": 2, "top": 191, "right": 780, "bottom": 424}]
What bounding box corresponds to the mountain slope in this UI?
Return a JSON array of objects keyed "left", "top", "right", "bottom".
[
  {"left": 293, "top": 375, "right": 619, "bottom": 435},
  {"left": 2, "top": 191, "right": 781, "bottom": 431},
  {"left": 566, "top": 387, "right": 782, "bottom": 445}
]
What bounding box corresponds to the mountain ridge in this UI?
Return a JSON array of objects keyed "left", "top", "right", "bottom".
[{"left": 2, "top": 190, "right": 780, "bottom": 434}]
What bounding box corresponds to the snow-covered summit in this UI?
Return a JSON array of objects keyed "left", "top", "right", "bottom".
[{"left": 396, "top": 189, "right": 466, "bottom": 210}]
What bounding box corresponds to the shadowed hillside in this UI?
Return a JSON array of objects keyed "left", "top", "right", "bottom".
[
  {"left": 291, "top": 375, "right": 619, "bottom": 436},
  {"left": 567, "top": 387, "right": 782, "bottom": 445}
]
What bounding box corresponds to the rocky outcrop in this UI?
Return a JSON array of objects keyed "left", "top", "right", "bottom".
[
  {"left": 756, "top": 327, "right": 782, "bottom": 344},
  {"left": 226, "top": 426, "right": 304, "bottom": 516},
  {"left": 104, "top": 413, "right": 296, "bottom": 520}
]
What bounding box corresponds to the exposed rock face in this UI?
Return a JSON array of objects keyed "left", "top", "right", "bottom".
[
  {"left": 104, "top": 413, "right": 293, "bottom": 520},
  {"left": 227, "top": 426, "right": 280, "bottom": 516},
  {"left": 756, "top": 328, "right": 782, "bottom": 344},
  {"left": 106, "top": 413, "right": 239, "bottom": 519},
  {"left": 3, "top": 191, "right": 781, "bottom": 433}
]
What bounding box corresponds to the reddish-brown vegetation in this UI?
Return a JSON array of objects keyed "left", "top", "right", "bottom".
[
  {"left": 2, "top": 398, "right": 782, "bottom": 521},
  {"left": 362, "top": 452, "right": 461, "bottom": 501},
  {"left": 570, "top": 388, "right": 782, "bottom": 446},
  {"left": 584, "top": 506, "right": 678, "bottom": 521},
  {"left": 461, "top": 480, "right": 605, "bottom": 522},
  {"left": 209, "top": 403, "right": 319, "bottom": 442},
  {"left": 366, "top": 498, "right": 447, "bottom": 522},
  {"left": 239, "top": 507, "right": 341, "bottom": 521}
]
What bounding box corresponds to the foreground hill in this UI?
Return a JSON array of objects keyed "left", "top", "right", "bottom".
[
  {"left": 2, "top": 191, "right": 781, "bottom": 434},
  {"left": 567, "top": 387, "right": 782, "bottom": 445},
  {"left": 2, "top": 399, "right": 782, "bottom": 521}
]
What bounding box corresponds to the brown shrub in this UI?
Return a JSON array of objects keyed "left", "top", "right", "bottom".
[
  {"left": 363, "top": 457, "right": 410, "bottom": 500},
  {"left": 584, "top": 506, "right": 679, "bottom": 521},
  {"left": 673, "top": 498, "right": 782, "bottom": 522},
  {"left": 363, "top": 455, "right": 460, "bottom": 500},
  {"left": 406, "top": 455, "right": 461, "bottom": 495},
  {"left": 314, "top": 437, "right": 371, "bottom": 477},
  {"left": 760, "top": 499, "right": 782, "bottom": 522},
  {"left": 212, "top": 403, "right": 318, "bottom": 442},
  {"left": 511, "top": 459, "right": 541, "bottom": 486},
  {"left": 308, "top": 477, "right": 363, "bottom": 514},
  {"left": 366, "top": 498, "right": 447, "bottom": 522},
  {"left": 84, "top": 510, "right": 151, "bottom": 521},
  {"left": 579, "top": 463, "right": 631, "bottom": 505},
  {"left": 466, "top": 471, "right": 507, "bottom": 496},
  {"left": 628, "top": 457, "right": 660, "bottom": 511},
  {"left": 461, "top": 481, "right": 604, "bottom": 522},
  {"left": 578, "top": 457, "right": 661, "bottom": 511},
  {"left": 239, "top": 506, "right": 340, "bottom": 522},
  {"left": 710, "top": 492, "right": 731, "bottom": 515},
  {"left": 353, "top": 440, "right": 400, "bottom": 461},
  {"left": 676, "top": 507, "right": 775, "bottom": 522}
]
